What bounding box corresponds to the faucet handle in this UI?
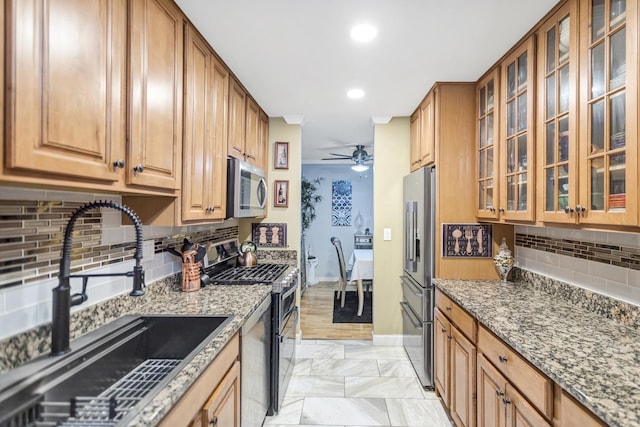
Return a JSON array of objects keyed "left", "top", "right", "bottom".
[{"left": 130, "top": 265, "right": 146, "bottom": 296}]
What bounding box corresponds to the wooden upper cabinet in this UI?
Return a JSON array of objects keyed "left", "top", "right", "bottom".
[
  {"left": 129, "top": 0, "right": 183, "bottom": 191},
  {"left": 410, "top": 109, "right": 422, "bottom": 171},
  {"left": 5, "top": 0, "right": 127, "bottom": 182},
  {"left": 476, "top": 68, "right": 501, "bottom": 220},
  {"left": 499, "top": 35, "right": 536, "bottom": 222},
  {"left": 420, "top": 92, "right": 435, "bottom": 166},
  {"left": 182, "top": 25, "right": 228, "bottom": 222},
  {"left": 259, "top": 110, "right": 270, "bottom": 171},
  {"left": 537, "top": 1, "right": 579, "bottom": 224},
  {"left": 409, "top": 91, "right": 435, "bottom": 171},
  {"left": 245, "top": 97, "right": 261, "bottom": 167},
  {"left": 227, "top": 77, "right": 247, "bottom": 160},
  {"left": 578, "top": 0, "right": 638, "bottom": 226}
]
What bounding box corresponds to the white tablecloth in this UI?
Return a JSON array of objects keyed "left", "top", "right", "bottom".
[{"left": 349, "top": 249, "right": 373, "bottom": 281}]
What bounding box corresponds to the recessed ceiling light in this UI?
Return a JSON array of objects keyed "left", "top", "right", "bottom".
[
  {"left": 350, "top": 24, "right": 377, "bottom": 42},
  {"left": 347, "top": 88, "right": 365, "bottom": 99}
]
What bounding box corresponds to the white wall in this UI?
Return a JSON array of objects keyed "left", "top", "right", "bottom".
[
  {"left": 302, "top": 163, "right": 374, "bottom": 281},
  {"left": 372, "top": 117, "right": 410, "bottom": 336}
]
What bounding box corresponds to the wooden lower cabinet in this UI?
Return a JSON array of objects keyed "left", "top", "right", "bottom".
[
  {"left": 553, "top": 386, "right": 606, "bottom": 427},
  {"left": 202, "top": 360, "right": 240, "bottom": 427},
  {"left": 160, "top": 334, "right": 240, "bottom": 427},
  {"left": 435, "top": 308, "right": 476, "bottom": 427},
  {"left": 477, "top": 354, "right": 550, "bottom": 427}
]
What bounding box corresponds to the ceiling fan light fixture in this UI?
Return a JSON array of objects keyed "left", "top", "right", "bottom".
[{"left": 351, "top": 162, "right": 369, "bottom": 172}]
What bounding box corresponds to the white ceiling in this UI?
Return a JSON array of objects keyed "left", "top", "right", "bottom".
[{"left": 175, "top": 0, "right": 559, "bottom": 163}]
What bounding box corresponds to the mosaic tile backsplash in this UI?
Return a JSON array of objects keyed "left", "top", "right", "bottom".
[
  {"left": 516, "top": 232, "right": 640, "bottom": 270},
  {"left": 0, "top": 199, "right": 238, "bottom": 290}
]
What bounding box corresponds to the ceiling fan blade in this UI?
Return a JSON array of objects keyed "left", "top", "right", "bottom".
[
  {"left": 321, "top": 157, "right": 351, "bottom": 161},
  {"left": 327, "top": 153, "right": 353, "bottom": 158}
]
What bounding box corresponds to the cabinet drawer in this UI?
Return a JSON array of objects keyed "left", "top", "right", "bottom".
[
  {"left": 435, "top": 290, "right": 476, "bottom": 342},
  {"left": 478, "top": 326, "right": 553, "bottom": 419}
]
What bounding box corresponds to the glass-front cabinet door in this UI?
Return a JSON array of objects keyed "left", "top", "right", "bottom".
[
  {"left": 476, "top": 68, "right": 500, "bottom": 220},
  {"left": 499, "top": 36, "right": 536, "bottom": 221},
  {"left": 579, "top": 0, "right": 638, "bottom": 225},
  {"left": 537, "top": 1, "right": 578, "bottom": 223}
]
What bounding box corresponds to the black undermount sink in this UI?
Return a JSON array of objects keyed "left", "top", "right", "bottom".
[{"left": 0, "top": 314, "right": 233, "bottom": 427}]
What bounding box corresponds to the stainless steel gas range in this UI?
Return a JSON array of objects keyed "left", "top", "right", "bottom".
[{"left": 202, "top": 240, "right": 299, "bottom": 421}]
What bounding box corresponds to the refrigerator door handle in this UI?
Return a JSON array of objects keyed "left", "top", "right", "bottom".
[{"left": 400, "top": 301, "right": 422, "bottom": 329}]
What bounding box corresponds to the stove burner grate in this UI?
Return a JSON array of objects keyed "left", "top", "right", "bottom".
[{"left": 207, "top": 263, "right": 289, "bottom": 284}]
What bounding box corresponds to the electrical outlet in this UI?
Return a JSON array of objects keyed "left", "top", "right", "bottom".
[{"left": 143, "top": 240, "right": 155, "bottom": 261}]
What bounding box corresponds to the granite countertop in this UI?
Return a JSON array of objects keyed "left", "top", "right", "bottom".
[
  {"left": 434, "top": 279, "right": 640, "bottom": 427},
  {"left": 106, "top": 282, "right": 272, "bottom": 426}
]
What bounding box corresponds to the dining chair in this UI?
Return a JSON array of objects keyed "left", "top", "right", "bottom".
[
  {"left": 330, "top": 237, "right": 373, "bottom": 308},
  {"left": 330, "top": 237, "right": 350, "bottom": 307}
]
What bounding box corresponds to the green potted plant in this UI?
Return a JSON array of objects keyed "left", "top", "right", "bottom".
[{"left": 301, "top": 177, "right": 323, "bottom": 237}]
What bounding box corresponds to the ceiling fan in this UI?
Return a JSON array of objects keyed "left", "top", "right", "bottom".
[{"left": 321, "top": 145, "right": 373, "bottom": 171}]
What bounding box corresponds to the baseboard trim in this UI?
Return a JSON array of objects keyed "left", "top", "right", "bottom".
[{"left": 372, "top": 334, "right": 403, "bottom": 346}]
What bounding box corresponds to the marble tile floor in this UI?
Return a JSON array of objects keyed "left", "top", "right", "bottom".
[{"left": 264, "top": 340, "right": 453, "bottom": 427}]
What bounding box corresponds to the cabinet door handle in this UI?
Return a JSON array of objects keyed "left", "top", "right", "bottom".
[
  {"left": 496, "top": 390, "right": 505, "bottom": 397},
  {"left": 209, "top": 415, "right": 218, "bottom": 425},
  {"left": 498, "top": 207, "right": 505, "bottom": 213},
  {"left": 498, "top": 355, "right": 508, "bottom": 363},
  {"left": 112, "top": 160, "right": 125, "bottom": 169},
  {"left": 441, "top": 327, "right": 447, "bottom": 333},
  {"left": 502, "top": 397, "right": 511, "bottom": 406},
  {"left": 133, "top": 164, "right": 144, "bottom": 173},
  {"left": 447, "top": 335, "right": 453, "bottom": 340},
  {"left": 445, "top": 306, "right": 452, "bottom": 312},
  {"left": 576, "top": 205, "right": 586, "bottom": 213},
  {"left": 564, "top": 206, "right": 574, "bottom": 214}
]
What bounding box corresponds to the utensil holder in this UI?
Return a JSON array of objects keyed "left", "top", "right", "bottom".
[{"left": 181, "top": 250, "right": 201, "bottom": 292}]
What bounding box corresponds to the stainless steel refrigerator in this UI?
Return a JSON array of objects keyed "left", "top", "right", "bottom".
[{"left": 401, "top": 165, "right": 435, "bottom": 389}]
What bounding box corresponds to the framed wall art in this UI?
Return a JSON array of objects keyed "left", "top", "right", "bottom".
[
  {"left": 442, "top": 223, "right": 493, "bottom": 258},
  {"left": 274, "top": 180, "right": 289, "bottom": 207},
  {"left": 274, "top": 142, "right": 289, "bottom": 169},
  {"left": 252, "top": 222, "right": 287, "bottom": 247}
]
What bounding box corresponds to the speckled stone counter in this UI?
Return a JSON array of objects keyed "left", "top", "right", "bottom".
[
  {"left": 0, "top": 276, "right": 272, "bottom": 427},
  {"left": 125, "top": 282, "right": 272, "bottom": 426},
  {"left": 434, "top": 278, "right": 640, "bottom": 427}
]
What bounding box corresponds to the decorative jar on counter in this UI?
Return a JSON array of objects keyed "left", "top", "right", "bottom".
[{"left": 493, "top": 237, "right": 514, "bottom": 283}]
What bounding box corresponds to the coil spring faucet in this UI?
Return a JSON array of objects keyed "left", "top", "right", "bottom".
[{"left": 51, "top": 201, "right": 145, "bottom": 356}]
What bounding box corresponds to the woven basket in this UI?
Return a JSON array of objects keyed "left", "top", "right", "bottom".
[{"left": 182, "top": 249, "right": 201, "bottom": 292}]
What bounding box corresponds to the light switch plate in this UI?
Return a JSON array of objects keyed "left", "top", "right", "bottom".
[{"left": 383, "top": 228, "right": 392, "bottom": 241}]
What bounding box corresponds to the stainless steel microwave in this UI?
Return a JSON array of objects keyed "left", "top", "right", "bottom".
[{"left": 226, "top": 158, "right": 267, "bottom": 218}]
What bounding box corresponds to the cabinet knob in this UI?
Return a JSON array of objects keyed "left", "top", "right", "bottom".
[
  {"left": 445, "top": 306, "right": 452, "bottom": 311},
  {"left": 205, "top": 206, "right": 216, "bottom": 213},
  {"left": 498, "top": 355, "right": 508, "bottom": 363},
  {"left": 133, "top": 164, "right": 144, "bottom": 173},
  {"left": 498, "top": 207, "right": 505, "bottom": 213},
  {"left": 496, "top": 390, "right": 505, "bottom": 397},
  {"left": 112, "top": 160, "right": 125, "bottom": 169},
  {"left": 209, "top": 416, "right": 218, "bottom": 425},
  {"left": 564, "top": 206, "right": 574, "bottom": 214},
  {"left": 441, "top": 327, "right": 447, "bottom": 333},
  {"left": 447, "top": 335, "right": 453, "bottom": 340},
  {"left": 502, "top": 397, "right": 511, "bottom": 406},
  {"left": 489, "top": 207, "right": 496, "bottom": 213},
  {"left": 576, "top": 205, "right": 585, "bottom": 213}
]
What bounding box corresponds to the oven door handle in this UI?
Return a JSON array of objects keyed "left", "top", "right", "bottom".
[
  {"left": 280, "top": 306, "right": 299, "bottom": 342},
  {"left": 281, "top": 280, "right": 299, "bottom": 300}
]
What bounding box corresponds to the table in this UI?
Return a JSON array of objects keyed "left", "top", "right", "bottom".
[{"left": 348, "top": 249, "right": 373, "bottom": 316}]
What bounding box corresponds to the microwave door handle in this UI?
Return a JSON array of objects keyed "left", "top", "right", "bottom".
[{"left": 257, "top": 178, "right": 267, "bottom": 209}]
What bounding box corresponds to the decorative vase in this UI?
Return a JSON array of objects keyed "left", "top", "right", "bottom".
[{"left": 493, "top": 237, "right": 514, "bottom": 283}]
